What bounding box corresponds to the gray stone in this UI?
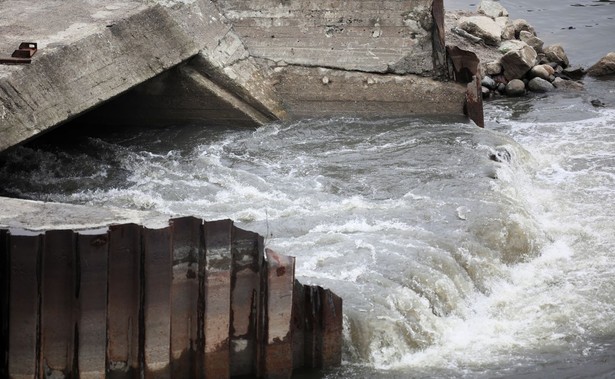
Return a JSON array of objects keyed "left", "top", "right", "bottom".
[
  {"left": 528, "top": 77, "right": 555, "bottom": 92},
  {"left": 497, "top": 83, "right": 506, "bottom": 93},
  {"left": 544, "top": 44, "right": 570, "bottom": 68},
  {"left": 498, "top": 40, "right": 528, "bottom": 54},
  {"left": 587, "top": 52, "right": 615, "bottom": 77},
  {"left": 542, "top": 64, "right": 556, "bottom": 76},
  {"left": 505, "top": 79, "right": 526, "bottom": 96},
  {"left": 562, "top": 66, "right": 586, "bottom": 80},
  {"left": 519, "top": 30, "right": 544, "bottom": 53},
  {"left": 478, "top": 0, "right": 509, "bottom": 18},
  {"left": 529, "top": 65, "right": 552, "bottom": 81},
  {"left": 500, "top": 44, "right": 538, "bottom": 80},
  {"left": 553, "top": 77, "right": 584, "bottom": 91},
  {"left": 482, "top": 75, "right": 497, "bottom": 89},
  {"left": 459, "top": 15, "right": 502, "bottom": 46},
  {"left": 498, "top": 18, "right": 516, "bottom": 40},
  {"left": 484, "top": 61, "right": 502, "bottom": 75},
  {"left": 482, "top": 85, "right": 492, "bottom": 98},
  {"left": 512, "top": 19, "right": 536, "bottom": 38}
]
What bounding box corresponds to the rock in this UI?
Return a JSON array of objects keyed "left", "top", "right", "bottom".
[
  {"left": 542, "top": 64, "right": 555, "bottom": 76},
  {"left": 482, "top": 85, "right": 492, "bottom": 98},
  {"left": 484, "top": 61, "right": 502, "bottom": 75},
  {"left": 544, "top": 44, "right": 569, "bottom": 68},
  {"left": 482, "top": 75, "right": 497, "bottom": 89},
  {"left": 497, "top": 17, "right": 516, "bottom": 40},
  {"left": 519, "top": 30, "right": 544, "bottom": 53},
  {"left": 478, "top": 0, "right": 509, "bottom": 18},
  {"left": 529, "top": 65, "right": 552, "bottom": 81},
  {"left": 562, "top": 66, "right": 586, "bottom": 80},
  {"left": 459, "top": 15, "right": 502, "bottom": 46},
  {"left": 553, "top": 77, "right": 584, "bottom": 91},
  {"left": 587, "top": 52, "right": 615, "bottom": 77},
  {"left": 500, "top": 44, "right": 538, "bottom": 80},
  {"left": 505, "top": 79, "right": 526, "bottom": 96},
  {"left": 528, "top": 77, "right": 555, "bottom": 92},
  {"left": 512, "top": 19, "right": 536, "bottom": 38},
  {"left": 591, "top": 99, "right": 606, "bottom": 107},
  {"left": 497, "top": 83, "right": 506, "bottom": 93},
  {"left": 498, "top": 40, "right": 528, "bottom": 54}
]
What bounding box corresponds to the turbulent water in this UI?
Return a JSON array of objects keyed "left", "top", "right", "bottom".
[{"left": 1, "top": 1, "right": 615, "bottom": 377}]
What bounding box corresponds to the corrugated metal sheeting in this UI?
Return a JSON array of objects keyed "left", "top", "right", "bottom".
[{"left": 0, "top": 217, "right": 342, "bottom": 378}]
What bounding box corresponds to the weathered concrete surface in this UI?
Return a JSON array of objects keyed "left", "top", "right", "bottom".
[
  {"left": 0, "top": 2, "right": 199, "bottom": 151},
  {"left": 0, "top": 0, "right": 285, "bottom": 151},
  {"left": 0, "top": 196, "right": 168, "bottom": 231},
  {"left": 271, "top": 66, "right": 466, "bottom": 118},
  {"left": 216, "top": 0, "right": 439, "bottom": 75},
  {"left": 0, "top": 0, "right": 477, "bottom": 152}
]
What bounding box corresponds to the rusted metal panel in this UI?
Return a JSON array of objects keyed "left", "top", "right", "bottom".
[
  {"left": 8, "top": 233, "right": 42, "bottom": 379},
  {"left": 142, "top": 227, "right": 172, "bottom": 378},
  {"left": 77, "top": 231, "right": 109, "bottom": 379},
  {"left": 0, "top": 42, "right": 37, "bottom": 64},
  {"left": 203, "top": 219, "right": 233, "bottom": 379},
  {"left": 0, "top": 230, "right": 8, "bottom": 378},
  {"left": 230, "top": 226, "right": 262, "bottom": 377},
  {"left": 446, "top": 45, "right": 484, "bottom": 128},
  {"left": 40, "top": 230, "right": 75, "bottom": 378},
  {"left": 107, "top": 224, "right": 142, "bottom": 378},
  {"left": 1, "top": 218, "right": 344, "bottom": 378},
  {"left": 303, "top": 285, "right": 320, "bottom": 369},
  {"left": 466, "top": 76, "right": 485, "bottom": 128},
  {"left": 303, "top": 286, "right": 343, "bottom": 369},
  {"left": 169, "top": 217, "right": 203, "bottom": 378},
  {"left": 263, "top": 248, "right": 295, "bottom": 379},
  {"left": 291, "top": 280, "right": 305, "bottom": 371},
  {"left": 319, "top": 288, "right": 343, "bottom": 368}
]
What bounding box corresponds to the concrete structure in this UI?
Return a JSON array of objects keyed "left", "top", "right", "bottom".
[
  {"left": 0, "top": 0, "right": 481, "bottom": 153},
  {"left": 0, "top": 212, "right": 342, "bottom": 378}
]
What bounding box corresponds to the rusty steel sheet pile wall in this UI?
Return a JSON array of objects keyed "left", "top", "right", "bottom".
[{"left": 0, "top": 218, "right": 342, "bottom": 378}]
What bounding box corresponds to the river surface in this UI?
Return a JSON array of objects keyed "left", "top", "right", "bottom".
[{"left": 1, "top": 1, "right": 615, "bottom": 378}]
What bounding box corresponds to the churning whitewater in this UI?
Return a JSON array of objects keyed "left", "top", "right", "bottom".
[{"left": 3, "top": 92, "right": 615, "bottom": 377}]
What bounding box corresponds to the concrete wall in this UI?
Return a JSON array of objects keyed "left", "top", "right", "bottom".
[
  {"left": 0, "top": 0, "right": 475, "bottom": 152},
  {"left": 216, "top": 0, "right": 439, "bottom": 75}
]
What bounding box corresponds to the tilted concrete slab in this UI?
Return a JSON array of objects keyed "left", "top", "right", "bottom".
[
  {"left": 0, "top": 0, "right": 480, "bottom": 153},
  {"left": 0, "top": 0, "right": 285, "bottom": 151},
  {"left": 0, "top": 2, "right": 199, "bottom": 151}
]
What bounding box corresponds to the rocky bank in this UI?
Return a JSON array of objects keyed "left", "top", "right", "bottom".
[{"left": 446, "top": 0, "right": 614, "bottom": 99}]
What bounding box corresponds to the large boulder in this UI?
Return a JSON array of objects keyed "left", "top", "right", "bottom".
[
  {"left": 484, "top": 61, "right": 503, "bottom": 75},
  {"left": 544, "top": 44, "right": 570, "bottom": 68},
  {"left": 519, "top": 30, "right": 544, "bottom": 53},
  {"left": 528, "top": 77, "right": 554, "bottom": 93},
  {"left": 497, "top": 17, "right": 516, "bottom": 40},
  {"left": 499, "top": 40, "right": 528, "bottom": 54},
  {"left": 459, "top": 15, "right": 502, "bottom": 46},
  {"left": 587, "top": 52, "right": 615, "bottom": 77},
  {"left": 512, "top": 19, "right": 536, "bottom": 38},
  {"left": 500, "top": 43, "right": 538, "bottom": 80},
  {"left": 553, "top": 77, "right": 584, "bottom": 91},
  {"left": 505, "top": 79, "right": 526, "bottom": 96},
  {"left": 478, "top": 0, "right": 509, "bottom": 18},
  {"left": 529, "top": 65, "right": 552, "bottom": 81}
]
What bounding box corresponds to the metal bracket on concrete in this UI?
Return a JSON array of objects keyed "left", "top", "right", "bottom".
[{"left": 0, "top": 42, "right": 37, "bottom": 64}]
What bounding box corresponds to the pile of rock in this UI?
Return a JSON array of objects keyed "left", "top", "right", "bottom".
[{"left": 452, "top": 0, "right": 586, "bottom": 98}]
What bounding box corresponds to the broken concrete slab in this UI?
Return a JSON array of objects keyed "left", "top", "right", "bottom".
[{"left": 1, "top": 0, "right": 479, "bottom": 152}]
